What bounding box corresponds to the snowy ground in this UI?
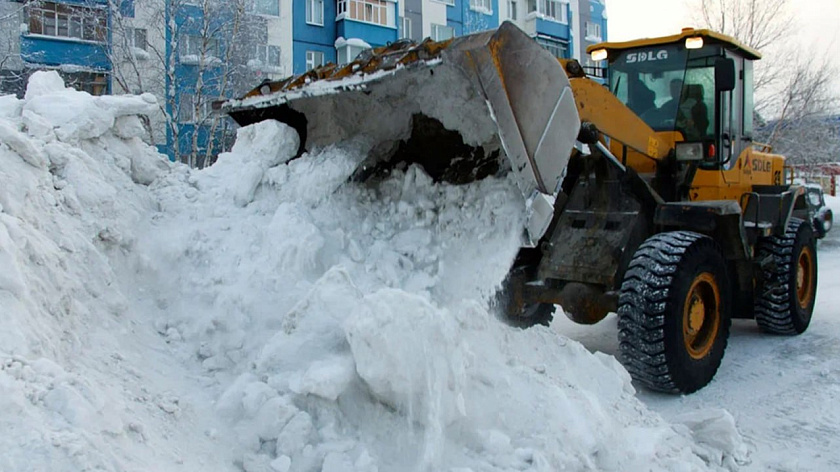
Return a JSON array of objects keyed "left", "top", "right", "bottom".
[
  {"left": 0, "top": 72, "right": 805, "bottom": 472},
  {"left": 555, "top": 197, "right": 840, "bottom": 472}
]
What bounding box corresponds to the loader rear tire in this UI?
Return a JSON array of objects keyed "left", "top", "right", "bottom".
[
  {"left": 618, "top": 232, "right": 731, "bottom": 394},
  {"left": 755, "top": 218, "right": 817, "bottom": 335}
]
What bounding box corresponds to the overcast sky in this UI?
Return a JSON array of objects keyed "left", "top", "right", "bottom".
[
  {"left": 606, "top": 0, "right": 840, "bottom": 50},
  {"left": 604, "top": 0, "right": 840, "bottom": 97}
]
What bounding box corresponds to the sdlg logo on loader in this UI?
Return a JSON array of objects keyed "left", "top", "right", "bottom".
[{"left": 626, "top": 50, "right": 669, "bottom": 64}]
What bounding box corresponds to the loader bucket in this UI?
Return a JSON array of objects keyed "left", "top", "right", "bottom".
[{"left": 222, "top": 21, "right": 580, "bottom": 243}]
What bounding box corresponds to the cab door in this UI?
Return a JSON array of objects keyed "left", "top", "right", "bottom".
[{"left": 718, "top": 51, "right": 745, "bottom": 181}]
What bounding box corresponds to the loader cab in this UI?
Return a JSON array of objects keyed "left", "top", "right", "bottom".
[{"left": 590, "top": 29, "right": 760, "bottom": 170}]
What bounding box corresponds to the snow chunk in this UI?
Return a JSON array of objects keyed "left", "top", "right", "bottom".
[
  {"left": 345, "top": 289, "right": 468, "bottom": 427},
  {"left": 0, "top": 119, "right": 46, "bottom": 168},
  {"left": 334, "top": 36, "right": 372, "bottom": 50},
  {"left": 113, "top": 115, "right": 146, "bottom": 139},
  {"left": 288, "top": 355, "right": 356, "bottom": 401},
  {"left": 197, "top": 120, "right": 299, "bottom": 206},
  {"left": 230, "top": 119, "right": 299, "bottom": 168},
  {"left": 673, "top": 409, "right": 749, "bottom": 468},
  {"left": 21, "top": 73, "right": 157, "bottom": 142},
  {"left": 0, "top": 94, "right": 23, "bottom": 120},
  {"left": 23, "top": 70, "right": 68, "bottom": 100}
]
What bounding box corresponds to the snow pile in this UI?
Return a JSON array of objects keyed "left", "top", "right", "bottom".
[
  {"left": 1, "top": 72, "right": 745, "bottom": 471},
  {"left": 0, "top": 71, "right": 233, "bottom": 471}
]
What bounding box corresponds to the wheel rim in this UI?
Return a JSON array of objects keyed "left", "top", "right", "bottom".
[
  {"left": 682, "top": 272, "right": 721, "bottom": 360},
  {"left": 796, "top": 246, "right": 815, "bottom": 309}
]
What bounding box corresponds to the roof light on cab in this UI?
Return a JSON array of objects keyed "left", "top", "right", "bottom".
[
  {"left": 590, "top": 48, "right": 608, "bottom": 62},
  {"left": 685, "top": 36, "right": 704, "bottom": 49}
]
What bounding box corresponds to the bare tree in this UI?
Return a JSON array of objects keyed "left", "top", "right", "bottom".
[
  {"left": 691, "top": 0, "right": 794, "bottom": 94},
  {"left": 694, "top": 0, "right": 792, "bottom": 52},
  {"left": 0, "top": 2, "right": 31, "bottom": 97},
  {"left": 110, "top": 0, "right": 275, "bottom": 167},
  {"left": 690, "top": 0, "right": 840, "bottom": 165}
]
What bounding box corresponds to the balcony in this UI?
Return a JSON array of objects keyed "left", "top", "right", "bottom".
[{"left": 336, "top": 0, "right": 398, "bottom": 47}]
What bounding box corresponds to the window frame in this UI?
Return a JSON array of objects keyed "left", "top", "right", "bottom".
[
  {"left": 585, "top": 21, "right": 601, "bottom": 40},
  {"left": 28, "top": 2, "right": 107, "bottom": 43},
  {"left": 430, "top": 23, "right": 454, "bottom": 41},
  {"left": 336, "top": 0, "right": 396, "bottom": 27},
  {"left": 305, "top": 50, "right": 326, "bottom": 70},
  {"left": 529, "top": 0, "right": 567, "bottom": 23},
  {"left": 401, "top": 16, "right": 411, "bottom": 39},
  {"left": 252, "top": 0, "right": 280, "bottom": 16},
  {"left": 179, "top": 93, "right": 195, "bottom": 123},
  {"left": 469, "top": 0, "right": 492, "bottom": 13},
  {"left": 130, "top": 27, "right": 148, "bottom": 51},
  {"left": 535, "top": 35, "right": 568, "bottom": 59},
  {"left": 306, "top": 0, "right": 324, "bottom": 25},
  {"left": 179, "top": 35, "right": 220, "bottom": 62}
]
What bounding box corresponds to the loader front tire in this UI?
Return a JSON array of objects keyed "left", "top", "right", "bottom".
[
  {"left": 755, "top": 218, "right": 817, "bottom": 335},
  {"left": 618, "top": 232, "right": 731, "bottom": 394}
]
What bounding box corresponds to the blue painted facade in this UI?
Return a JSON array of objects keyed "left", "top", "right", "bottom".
[
  {"left": 293, "top": 0, "right": 338, "bottom": 72},
  {"left": 588, "top": 0, "right": 607, "bottom": 42},
  {"left": 164, "top": 2, "right": 232, "bottom": 161},
  {"left": 535, "top": 16, "right": 570, "bottom": 42},
  {"left": 464, "top": 0, "right": 499, "bottom": 35},
  {"left": 443, "top": 0, "right": 498, "bottom": 37},
  {"left": 20, "top": 36, "right": 110, "bottom": 70},
  {"left": 291, "top": 0, "right": 399, "bottom": 74},
  {"left": 18, "top": 0, "right": 112, "bottom": 85},
  {"left": 337, "top": 20, "right": 397, "bottom": 48}
]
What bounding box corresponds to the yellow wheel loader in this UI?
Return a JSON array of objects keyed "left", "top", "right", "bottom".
[{"left": 220, "top": 22, "right": 818, "bottom": 394}]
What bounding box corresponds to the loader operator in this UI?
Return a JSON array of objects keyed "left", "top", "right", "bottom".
[{"left": 646, "top": 78, "right": 709, "bottom": 141}]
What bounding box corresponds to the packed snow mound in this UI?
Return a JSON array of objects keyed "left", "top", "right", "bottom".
[
  {"left": 0, "top": 74, "right": 746, "bottom": 471},
  {"left": 0, "top": 76, "right": 234, "bottom": 471}
]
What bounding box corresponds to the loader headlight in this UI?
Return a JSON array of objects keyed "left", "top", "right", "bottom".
[
  {"left": 685, "top": 37, "right": 704, "bottom": 49},
  {"left": 590, "top": 48, "right": 608, "bottom": 62},
  {"left": 676, "top": 142, "right": 704, "bottom": 161}
]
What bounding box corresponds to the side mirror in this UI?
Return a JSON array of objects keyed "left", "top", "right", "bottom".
[{"left": 715, "top": 58, "right": 736, "bottom": 92}]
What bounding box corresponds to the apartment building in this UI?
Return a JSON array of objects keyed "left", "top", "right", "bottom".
[
  {"left": 1, "top": 0, "right": 606, "bottom": 161},
  {"left": 395, "top": 0, "right": 606, "bottom": 64},
  {"left": 0, "top": 0, "right": 111, "bottom": 97}
]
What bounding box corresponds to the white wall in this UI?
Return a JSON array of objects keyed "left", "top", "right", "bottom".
[
  {"left": 264, "top": 0, "right": 293, "bottom": 78},
  {"left": 111, "top": 0, "right": 168, "bottom": 145},
  {"left": 422, "top": 0, "right": 449, "bottom": 38}
]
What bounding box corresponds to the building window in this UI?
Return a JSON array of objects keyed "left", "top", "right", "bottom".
[
  {"left": 253, "top": 0, "right": 280, "bottom": 16},
  {"left": 337, "top": 44, "right": 367, "bottom": 65},
  {"left": 130, "top": 28, "right": 147, "bottom": 51},
  {"left": 178, "top": 94, "right": 213, "bottom": 123},
  {"left": 507, "top": 0, "right": 517, "bottom": 20},
  {"left": 306, "top": 50, "right": 325, "bottom": 70},
  {"left": 28, "top": 2, "right": 107, "bottom": 42},
  {"left": 179, "top": 94, "right": 195, "bottom": 123},
  {"left": 401, "top": 16, "right": 411, "bottom": 39},
  {"left": 585, "top": 21, "right": 601, "bottom": 40},
  {"left": 337, "top": 0, "right": 396, "bottom": 27},
  {"left": 253, "top": 45, "right": 281, "bottom": 67},
  {"left": 179, "top": 35, "right": 220, "bottom": 61},
  {"left": 535, "top": 36, "right": 568, "bottom": 59},
  {"left": 306, "top": 0, "right": 324, "bottom": 25},
  {"left": 61, "top": 71, "right": 108, "bottom": 96},
  {"left": 469, "top": 0, "right": 491, "bottom": 12},
  {"left": 528, "top": 0, "right": 567, "bottom": 23},
  {"left": 431, "top": 24, "right": 454, "bottom": 41}
]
